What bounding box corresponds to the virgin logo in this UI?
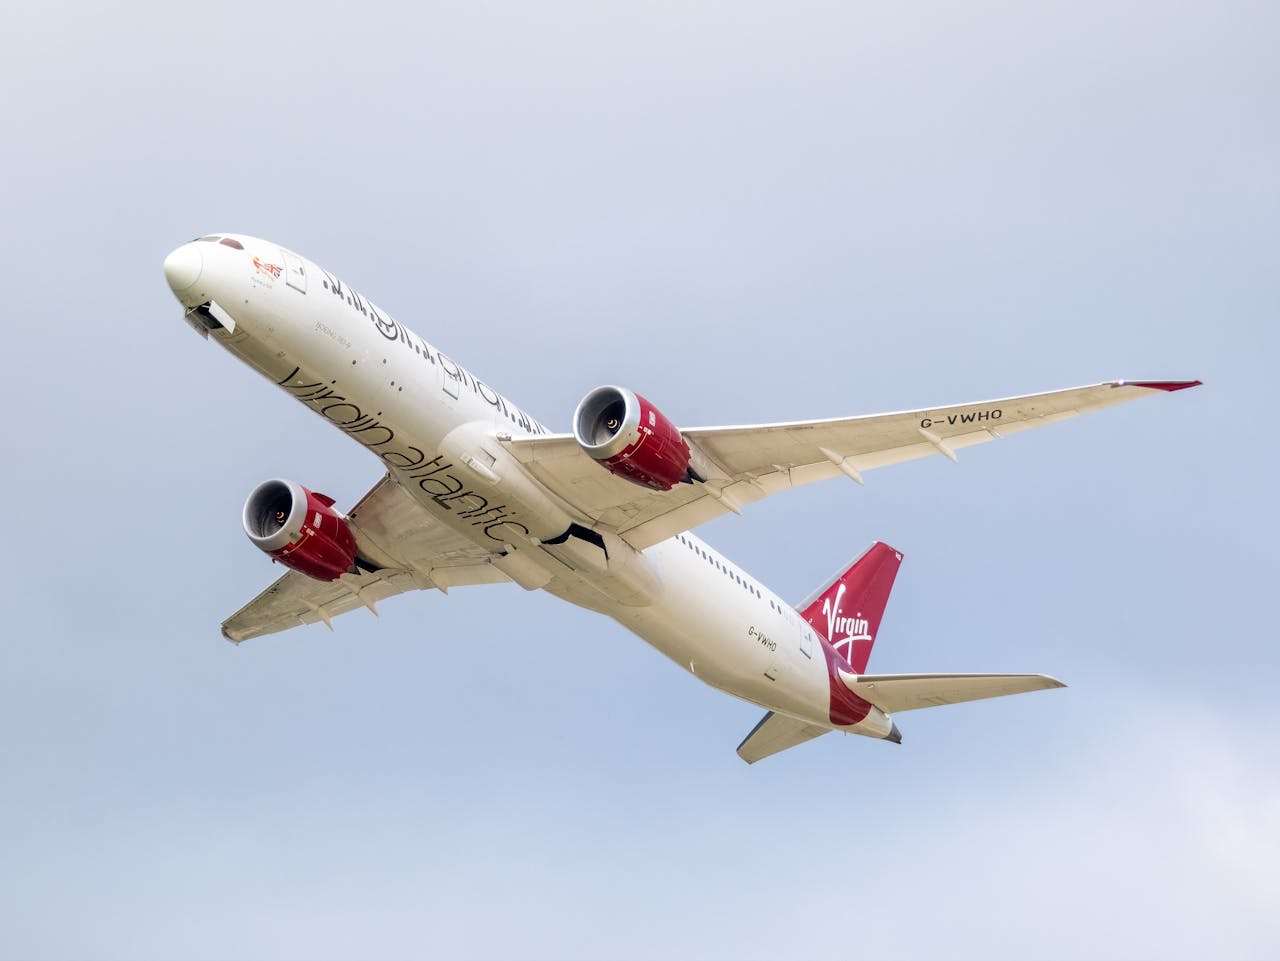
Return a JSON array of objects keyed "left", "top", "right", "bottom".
[{"left": 823, "top": 583, "right": 871, "bottom": 662}]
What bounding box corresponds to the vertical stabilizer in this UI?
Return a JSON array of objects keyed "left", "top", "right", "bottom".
[{"left": 797, "top": 542, "right": 903, "bottom": 673}]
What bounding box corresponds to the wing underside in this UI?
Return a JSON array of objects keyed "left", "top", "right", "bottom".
[
  {"left": 505, "top": 380, "right": 1199, "bottom": 549},
  {"left": 222, "top": 474, "right": 509, "bottom": 642},
  {"left": 223, "top": 379, "right": 1199, "bottom": 640}
]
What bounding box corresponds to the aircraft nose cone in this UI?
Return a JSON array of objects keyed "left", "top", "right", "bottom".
[{"left": 163, "top": 243, "right": 202, "bottom": 292}]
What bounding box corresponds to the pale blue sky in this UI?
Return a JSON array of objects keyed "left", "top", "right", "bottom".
[{"left": 1, "top": 2, "right": 1276, "bottom": 959}]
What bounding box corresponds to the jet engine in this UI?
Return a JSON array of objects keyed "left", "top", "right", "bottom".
[
  {"left": 242, "top": 478, "right": 359, "bottom": 582},
  {"left": 573, "top": 386, "right": 693, "bottom": 490}
]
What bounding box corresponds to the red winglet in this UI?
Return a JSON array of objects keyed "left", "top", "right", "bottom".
[{"left": 1125, "top": 380, "right": 1202, "bottom": 392}]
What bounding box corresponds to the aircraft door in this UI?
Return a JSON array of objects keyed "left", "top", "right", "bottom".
[
  {"left": 437, "top": 352, "right": 463, "bottom": 405},
  {"left": 758, "top": 620, "right": 782, "bottom": 683},
  {"left": 280, "top": 249, "right": 307, "bottom": 293}
]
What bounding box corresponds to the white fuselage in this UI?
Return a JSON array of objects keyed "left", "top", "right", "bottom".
[{"left": 168, "top": 234, "right": 879, "bottom": 735}]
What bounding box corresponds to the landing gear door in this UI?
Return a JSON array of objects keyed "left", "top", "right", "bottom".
[{"left": 281, "top": 249, "right": 307, "bottom": 293}]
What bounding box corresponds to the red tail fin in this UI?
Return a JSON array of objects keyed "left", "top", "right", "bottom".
[{"left": 798, "top": 542, "right": 903, "bottom": 673}]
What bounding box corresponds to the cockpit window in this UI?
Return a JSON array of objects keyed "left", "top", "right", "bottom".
[
  {"left": 219, "top": 238, "right": 244, "bottom": 250},
  {"left": 196, "top": 235, "right": 221, "bottom": 242}
]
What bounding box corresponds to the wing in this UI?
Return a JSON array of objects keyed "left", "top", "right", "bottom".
[
  {"left": 736, "top": 711, "right": 831, "bottom": 763},
  {"left": 505, "top": 379, "right": 1200, "bottom": 549},
  {"left": 222, "top": 474, "right": 509, "bottom": 642},
  {"left": 842, "top": 672, "right": 1066, "bottom": 714}
]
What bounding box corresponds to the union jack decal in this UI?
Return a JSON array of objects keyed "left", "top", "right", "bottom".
[{"left": 253, "top": 256, "right": 283, "bottom": 280}]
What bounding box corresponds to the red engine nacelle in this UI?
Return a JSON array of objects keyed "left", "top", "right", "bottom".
[
  {"left": 242, "top": 479, "right": 359, "bottom": 582},
  {"left": 572, "top": 386, "right": 692, "bottom": 490}
]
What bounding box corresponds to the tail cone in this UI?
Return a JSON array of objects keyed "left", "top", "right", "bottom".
[{"left": 885, "top": 722, "right": 902, "bottom": 745}]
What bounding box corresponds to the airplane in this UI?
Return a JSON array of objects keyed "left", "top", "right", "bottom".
[{"left": 163, "top": 234, "right": 1200, "bottom": 762}]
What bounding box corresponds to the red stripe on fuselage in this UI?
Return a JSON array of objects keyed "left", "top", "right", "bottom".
[{"left": 820, "top": 638, "right": 875, "bottom": 727}]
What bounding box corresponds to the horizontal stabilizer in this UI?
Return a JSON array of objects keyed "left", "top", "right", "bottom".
[
  {"left": 840, "top": 672, "right": 1065, "bottom": 714},
  {"left": 736, "top": 711, "right": 831, "bottom": 764}
]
